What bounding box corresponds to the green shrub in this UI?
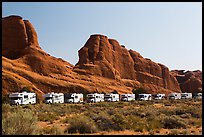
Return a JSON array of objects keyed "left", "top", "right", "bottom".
[
  {"left": 161, "top": 115, "right": 187, "bottom": 129},
  {"left": 111, "top": 113, "right": 127, "bottom": 131},
  {"left": 2, "top": 108, "right": 38, "bottom": 135},
  {"left": 2, "top": 103, "right": 12, "bottom": 113},
  {"left": 40, "top": 125, "right": 63, "bottom": 135},
  {"left": 2, "top": 94, "right": 10, "bottom": 104},
  {"left": 65, "top": 115, "right": 98, "bottom": 134},
  {"left": 92, "top": 111, "right": 115, "bottom": 131},
  {"left": 38, "top": 112, "right": 59, "bottom": 123},
  {"left": 146, "top": 119, "right": 163, "bottom": 131}
]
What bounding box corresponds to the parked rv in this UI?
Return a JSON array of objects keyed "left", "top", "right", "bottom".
[
  {"left": 193, "top": 93, "right": 202, "bottom": 99},
  {"left": 43, "top": 92, "right": 64, "bottom": 104},
  {"left": 152, "top": 94, "right": 165, "bottom": 100},
  {"left": 86, "top": 93, "right": 104, "bottom": 103},
  {"left": 64, "top": 93, "right": 83, "bottom": 103},
  {"left": 138, "top": 94, "right": 152, "bottom": 101},
  {"left": 9, "top": 91, "right": 36, "bottom": 105},
  {"left": 181, "top": 93, "right": 192, "bottom": 99},
  {"left": 168, "top": 93, "right": 181, "bottom": 100},
  {"left": 120, "top": 94, "right": 135, "bottom": 101},
  {"left": 104, "top": 94, "right": 120, "bottom": 102}
]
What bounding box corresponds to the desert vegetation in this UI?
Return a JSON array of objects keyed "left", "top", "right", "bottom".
[{"left": 2, "top": 98, "right": 202, "bottom": 135}]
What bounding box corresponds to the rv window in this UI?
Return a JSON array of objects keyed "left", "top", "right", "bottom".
[
  {"left": 75, "top": 96, "right": 78, "bottom": 98},
  {"left": 45, "top": 97, "right": 52, "bottom": 100},
  {"left": 10, "top": 97, "right": 21, "bottom": 100},
  {"left": 24, "top": 95, "right": 28, "bottom": 98}
]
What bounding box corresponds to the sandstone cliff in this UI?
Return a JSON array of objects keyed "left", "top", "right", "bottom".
[
  {"left": 74, "top": 34, "right": 181, "bottom": 93},
  {"left": 171, "top": 70, "right": 202, "bottom": 93},
  {"left": 3, "top": 15, "right": 201, "bottom": 101}
]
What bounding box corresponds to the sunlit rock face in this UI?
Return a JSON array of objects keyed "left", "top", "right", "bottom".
[
  {"left": 75, "top": 34, "right": 181, "bottom": 93},
  {"left": 171, "top": 70, "right": 202, "bottom": 93}
]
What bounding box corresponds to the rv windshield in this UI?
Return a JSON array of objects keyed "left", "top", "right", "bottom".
[
  {"left": 65, "top": 95, "right": 74, "bottom": 99},
  {"left": 139, "top": 95, "right": 145, "bottom": 98},
  {"left": 181, "top": 94, "right": 187, "bottom": 97},
  {"left": 10, "top": 97, "right": 21, "bottom": 100},
  {"left": 87, "top": 97, "right": 94, "bottom": 99},
  {"left": 155, "top": 94, "right": 161, "bottom": 97},
  {"left": 169, "top": 95, "right": 175, "bottom": 98},
  {"left": 45, "top": 97, "right": 52, "bottom": 100}
]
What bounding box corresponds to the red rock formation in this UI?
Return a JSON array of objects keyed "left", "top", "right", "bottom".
[
  {"left": 2, "top": 15, "right": 40, "bottom": 60},
  {"left": 2, "top": 16, "right": 136, "bottom": 100},
  {"left": 76, "top": 34, "right": 136, "bottom": 80},
  {"left": 75, "top": 34, "right": 181, "bottom": 93},
  {"left": 4, "top": 15, "right": 195, "bottom": 100},
  {"left": 171, "top": 70, "right": 202, "bottom": 93}
]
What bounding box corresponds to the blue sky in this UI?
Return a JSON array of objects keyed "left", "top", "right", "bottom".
[{"left": 2, "top": 2, "right": 202, "bottom": 71}]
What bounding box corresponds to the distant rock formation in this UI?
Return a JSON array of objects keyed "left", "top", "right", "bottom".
[
  {"left": 3, "top": 15, "right": 201, "bottom": 101},
  {"left": 171, "top": 70, "right": 202, "bottom": 93},
  {"left": 2, "top": 15, "right": 40, "bottom": 59},
  {"left": 74, "top": 34, "right": 181, "bottom": 93}
]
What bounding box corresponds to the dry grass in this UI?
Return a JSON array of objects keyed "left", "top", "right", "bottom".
[{"left": 2, "top": 99, "right": 202, "bottom": 135}]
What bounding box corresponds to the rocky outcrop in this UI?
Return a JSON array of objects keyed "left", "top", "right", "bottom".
[
  {"left": 2, "top": 15, "right": 40, "bottom": 60},
  {"left": 4, "top": 15, "right": 202, "bottom": 101},
  {"left": 75, "top": 34, "right": 135, "bottom": 80},
  {"left": 74, "top": 34, "right": 181, "bottom": 93},
  {"left": 171, "top": 70, "right": 202, "bottom": 93}
]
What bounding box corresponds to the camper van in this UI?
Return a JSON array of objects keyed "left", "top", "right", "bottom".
[
  {"left": 64, "top": 93, "right": 83, "bottom": 103},
  {"left": 9, "top": 91, "right": 36, "bottom": 105},
  {"left": 193, "top": 93, "right": 202, "bottom": 99},
  {"left": 181, "top": 93, "right": 192, "bottom": 99},
  {"left": 86, "top": 93, "right": 104, "bottom": 103},
  {"left": 43, "top": 92, "right": 64, "bottom": 104},
  {"left": 152, "top": 94, "right": 165, "bottom": 100},
  {"left": 138, "top": 94, "right": 152, "bottom": 101},
  {"left": 120, "top": 94, "right": 135, "bottom": 101},
  {"left": 168, "top": 93, "right": 181, "bottom": 100},
  {"left": 104, "top": 94, "right": 120, "bottom": 102}
]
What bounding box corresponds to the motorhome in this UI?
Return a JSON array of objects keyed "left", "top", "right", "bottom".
[
  {"left": 138, "top": 94, "right": 152, "bottom": 101},
  {"left": 104, "top": 94, "right": 120, "bottom": 102},
  {"left": 193, "top": 93, "right": 202, "bottom": 99},
  {"left": 43, "top": 92, "right": 64, "bottom": 104},
  {"left": 64, "top": 93, "right": 83, "bottom": 103},
  {"left": 168, "top": 93, "right": 181, "bottom": 100},
  {"left": 120, "top": 94, "right": 135, "bottom": 101},
  {"left": 181, "top": 93, "right": 192, "bottom": 99},
  {"left": 152, "top": 94, "right": 165, "bottom": 100},
  {"left": 86, "top": 93, "right": 104, "bottom": 103},
  {"left": 9, "top": 91, "right": 36, "bottom": 105}
]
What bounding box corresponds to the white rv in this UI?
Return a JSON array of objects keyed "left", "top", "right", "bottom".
[
  {"left": 86, "top": 93, "right": 104, "bottom": 103},
  {"left": 193, "top": 93, "right": 202, "bottom": 99},
  {"left": 152, "top": 94, "right": 165, "bottom": 100},
  {"left": 104, "top": 94, "right": 120, "bottom": 102},
  {"left": 138, "top": 94, "right": 152, "bottom": 101},
  {"left": 9, "top": 91, "right": 36, "bottom": 105},
  {"left": 64, "top": 93, "right": 83, "bottom": 103},
  {"left": 43, "top": 92, "right": 64, "bottom": 104},
  {"left": 120, "top": 94, "right": 135, "bottom": 101},
  {"left": 181, "top": 93, "right": 192, "bottom": 99},
  {"left": 168, "top": 93, "right": 181, "bottom": 100}
]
